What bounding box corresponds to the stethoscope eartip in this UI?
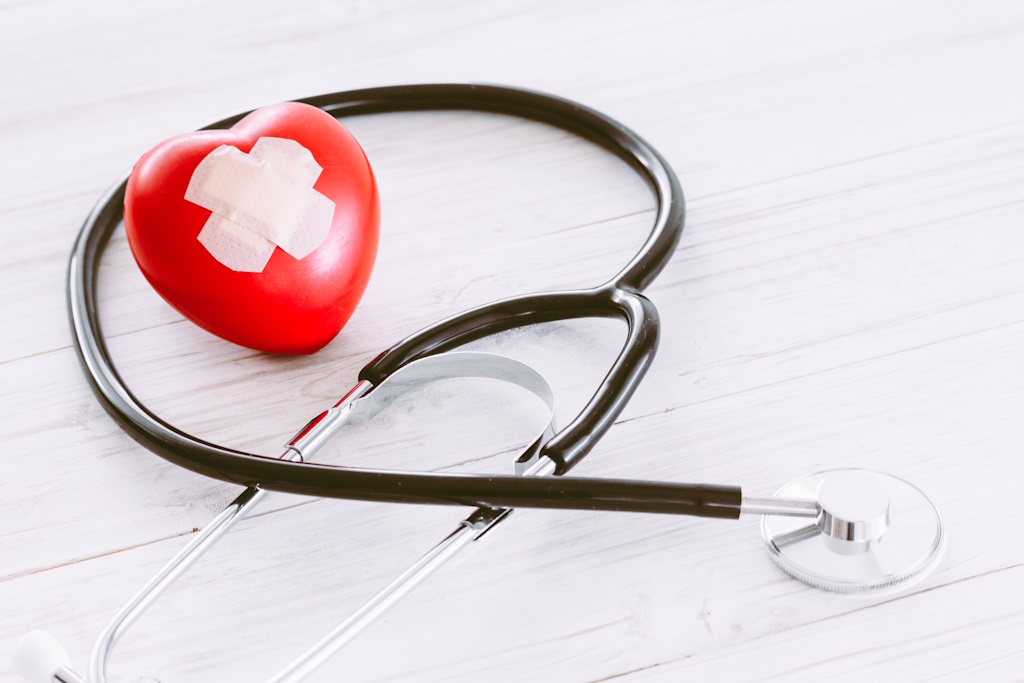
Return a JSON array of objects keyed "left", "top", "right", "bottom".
[
  {"left": 760, "top": 468, "right": 944, "bottom": 593},
  {"left": 12, "top": 630, "right": 71, "bottom": 683}
]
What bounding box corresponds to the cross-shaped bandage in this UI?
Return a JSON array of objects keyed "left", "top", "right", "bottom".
[{"left": 185, "top": 137, "right": 336, "bottom": 272}]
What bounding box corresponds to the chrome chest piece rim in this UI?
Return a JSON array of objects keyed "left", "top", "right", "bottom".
[{"left": 760, "top": 468, "right": 945, "bottom": 593}]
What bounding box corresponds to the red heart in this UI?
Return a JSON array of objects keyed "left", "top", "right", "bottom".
[{"left": 124, "top": 102, "right": 379, "bottom": 354}]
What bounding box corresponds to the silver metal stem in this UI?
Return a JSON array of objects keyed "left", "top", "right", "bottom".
[
  {"left": 84, "top": 382, "right": 373, "bottom": 683},
  {"left": 55, "top": 667, "right": 89, "bottom": 683},
  {"left": 87, "top": 484, "right": 269, "bottom": 681},
  {"left": 286, "top": 380, "right": 374, "bottom": 459},
  {"left": 266, "top": 523, "right": 477, "bottom": 683},
  {"left": 740, "top": 495, "right": 820, "bottom": 518},
  {"left": 266, "top": 456, "right": 559, "bottom": 683}
]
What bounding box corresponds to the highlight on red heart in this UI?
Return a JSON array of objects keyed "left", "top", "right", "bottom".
[{"left": 124, "top": 102, "right": 380, "bottom": 355}]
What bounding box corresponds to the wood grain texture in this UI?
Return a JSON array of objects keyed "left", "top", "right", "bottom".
[{"left": 2, "top": 0, "right": 1023, "bottom": 680}]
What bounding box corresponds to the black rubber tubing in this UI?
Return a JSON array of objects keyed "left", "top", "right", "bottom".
[{"left": 68, "top": 83, "right": 742, "bottom": 519}]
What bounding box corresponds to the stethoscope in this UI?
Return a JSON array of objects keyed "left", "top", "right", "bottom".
[{"left": 14, "top": 84, "right": 945, "bottom": 683}]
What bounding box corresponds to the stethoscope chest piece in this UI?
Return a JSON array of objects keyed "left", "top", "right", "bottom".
[{"left": 761, "top": 469, "right": 944, "bottom": 593}]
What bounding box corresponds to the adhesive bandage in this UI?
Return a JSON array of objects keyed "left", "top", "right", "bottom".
[{"left": 186, "top": 137, "right": 336, "bottom": 272}]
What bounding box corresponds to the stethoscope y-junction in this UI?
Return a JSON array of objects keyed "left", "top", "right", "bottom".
[{"left": 14, "top": 84, "right": 945, "bottom": 683}]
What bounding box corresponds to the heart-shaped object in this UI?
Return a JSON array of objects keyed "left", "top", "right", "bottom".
[{"left": 124, "top": 102, "right": 379, "bottom": 354}]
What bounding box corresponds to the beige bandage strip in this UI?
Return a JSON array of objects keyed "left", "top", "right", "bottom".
[{"left": 186, "top": 137, "right": 336, "bottom": 272}]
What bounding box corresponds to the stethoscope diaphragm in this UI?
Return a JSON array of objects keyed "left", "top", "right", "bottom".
[{"left": 760, "top": 469, "right": 945, "bottom": 593}]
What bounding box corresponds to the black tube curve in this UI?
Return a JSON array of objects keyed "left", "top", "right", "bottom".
[{"left": 67, "top": 84, "right": 736, "bottom": 518}]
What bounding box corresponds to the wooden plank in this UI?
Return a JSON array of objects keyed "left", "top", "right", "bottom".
[{"left": 606, "top": 564, "right": 1024, "bottom": 682}]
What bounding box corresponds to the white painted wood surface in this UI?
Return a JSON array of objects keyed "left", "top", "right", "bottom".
[{"left": 2, "top": 0, "right": 1023, "bottom": 680}]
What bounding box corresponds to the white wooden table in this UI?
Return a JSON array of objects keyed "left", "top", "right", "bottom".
[{"left": 3, "top": 1, "right": 1023, "bottom": 680}]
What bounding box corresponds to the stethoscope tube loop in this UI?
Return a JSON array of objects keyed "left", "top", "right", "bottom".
[{"left": 68, "top": 83, "right": 693, "bottom": 516}]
